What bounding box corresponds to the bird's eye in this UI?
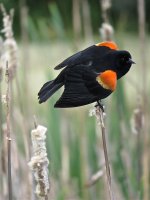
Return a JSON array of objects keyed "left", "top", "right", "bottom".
[{"left": 120, "top": 57, "right": 126, "bottom": 62}]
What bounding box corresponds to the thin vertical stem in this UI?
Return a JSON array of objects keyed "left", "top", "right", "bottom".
[
  {"left": 6, "top": 63, "right": 12, "bottom": 200},
  {"left": 82, "top": 0, "right": 93, "bottom": 42},
  {"left": 72, "top": 0, "right": 81, "bottom": 49},
  {"left": 137, "top": 1, "right": 149, "bottom": 200},
  {"left": 0, "top": 68, "right": 4, "bottom": 199},
  {"left": 97, "top": 104, "right": 115, "bottom": 200},
  {"left": 100, "top": 0, "right": 110, "bottom": 23},
  {"left": 138, "top": 0, "right": 146, "bottom": 89}
]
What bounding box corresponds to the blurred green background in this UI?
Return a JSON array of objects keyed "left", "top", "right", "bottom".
[
  {"left": 0, "top": 0, "right": 150, "bottom": 200},
  {"left": 1, "top": 0, "right": 150, "bottom": 40}
]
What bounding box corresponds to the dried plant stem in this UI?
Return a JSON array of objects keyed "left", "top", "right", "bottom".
[
  {"left": 97, "top": 104, "right": 115, "bottom": 200},
  {"left": 85, "top": 169, "right": 104, "bottom": 187},
  {"left": 99, "top": 1, "right": 115, "bottom": 197},
  {"left": 82, "top": 0, "right": 93, "bottom": 42},
  {"left": 5, "top": 63, "right": 12, "bottom": 200},
  {"left": 72, "top": 0, "right": 81, "bottom": 48},
  {"left": 138, "top": 0, "right": 149, "bottom": 200},
  {"left": 0, "top": 68, "right": 4, "bottom": 198},
  {"left": 101, "top": 0, "right": 111, "bottom": 23},
  {"left": 100, "top": 0, "right": 113, "bottom": 41},
  {"left": 0, "top": 67, "right": 3, "bottom": 137}
]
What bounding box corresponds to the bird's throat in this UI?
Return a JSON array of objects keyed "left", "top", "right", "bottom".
[{"left": 96, "top": 70, "right": 117, "bottom": 91}]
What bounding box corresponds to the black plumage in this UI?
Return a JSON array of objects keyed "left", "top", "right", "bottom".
[{"left": 38, "top": 42, "right": 134, "bottom": 108}]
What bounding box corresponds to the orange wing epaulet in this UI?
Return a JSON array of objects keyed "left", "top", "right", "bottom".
[{"left": 95, "top": 41, "right": 118, "bottom": 50}]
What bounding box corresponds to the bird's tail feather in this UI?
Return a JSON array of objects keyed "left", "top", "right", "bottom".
[{"left": 38, "top": 80, "right": 63, "bottom": 103}]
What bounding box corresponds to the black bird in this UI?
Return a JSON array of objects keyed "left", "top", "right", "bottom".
[{"left": 38, "top": 41, "right": 135, "bottom": 108}]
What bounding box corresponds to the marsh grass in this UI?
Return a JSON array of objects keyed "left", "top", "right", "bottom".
[
  {"left": 0, "top": 11, "right": 150, "bottom": 199},
  {"left": 0, "top": 37, "right": 149, "bottom": 200}
]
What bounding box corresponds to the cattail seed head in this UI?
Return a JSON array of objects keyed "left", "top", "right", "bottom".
[
  {"left": 1, "top": 4, "right": 18, "bottom": 80},
  {"left": 99, "top": 22, "right": 114, "bottom": 41},
  {"left": 28, "top": 125, "right": 50, "bottom": 197}
]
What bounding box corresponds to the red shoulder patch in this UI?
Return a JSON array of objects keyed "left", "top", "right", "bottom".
[{"left": 95, "top": 41, "right": 118, "bottom": 50}]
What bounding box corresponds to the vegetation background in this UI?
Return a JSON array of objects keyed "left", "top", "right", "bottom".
[{"left": 0, "top": 0, "right": 149, "bottom": 200}]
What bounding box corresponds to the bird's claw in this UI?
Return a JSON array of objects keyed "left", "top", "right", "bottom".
[{"left": 95, "top": 100, "right": 105, "bottom": 113}]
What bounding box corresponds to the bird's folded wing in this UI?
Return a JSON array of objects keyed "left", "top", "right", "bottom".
[
  {"left": 54, "top": 45, "right": 110, "bottom": 70},
  {"left": 54, "top": 68, "right": 95, "bottom": 107}
]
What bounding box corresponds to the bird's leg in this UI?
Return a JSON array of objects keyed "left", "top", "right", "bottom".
[{"left": 95, "top": 100, "right": 105, "bottom": 113}]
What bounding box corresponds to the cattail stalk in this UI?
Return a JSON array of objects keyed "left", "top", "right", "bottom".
[
  {"left": 131, "top": 99, "right": 143, "bottom": 192},
  {"left": 97, "top": 105, "right": 114, "bottom": 200},
  {"left": 72, "top": 0, "right": 81, "bottom": 48},
  {"left": 90, "top": 105, "right": 115, "bottom": 200},
  {"left": 5, "top": 62, "right": 12, "bottom": 200},
  {"left": 82, "top": 0, "right": 93, "bottom": 42},
  {"left": 0, "top": 40, "right": 4, "bottom": 197},
  {"left": 98, "top": 1, "right": 115, "bottom": 199},
  {"left": 137, "top": 0, "right": 149, "bottom": 200},
  {"left": 100, "top": 0, "right": 114, "bottom": 41}
]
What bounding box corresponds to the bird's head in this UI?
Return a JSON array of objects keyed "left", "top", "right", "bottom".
[
  {"left": 115, "top": 50, "right": 135, "bottom": 79},
  {"left": 96, "top": 49, "right": 135, "bottom": 92}
]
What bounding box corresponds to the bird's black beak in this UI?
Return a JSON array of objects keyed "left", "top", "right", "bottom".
[{"left": 128, "top": 58, "right": 136, "bottom": 65}]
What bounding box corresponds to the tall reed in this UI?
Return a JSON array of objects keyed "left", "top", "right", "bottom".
[{"left": 138, "top": 0, "right": 149, "bottom": 199}]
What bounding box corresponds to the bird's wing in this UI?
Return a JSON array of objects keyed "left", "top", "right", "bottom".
[
  {"left": 54, "top": 45, "right": 113, "bottom": 70},
  {"left": 54, "top": 67, "right": 95, "bottom": 107},
  {"left": 54, "top": 51, "right": 83, "bottom": 70}
]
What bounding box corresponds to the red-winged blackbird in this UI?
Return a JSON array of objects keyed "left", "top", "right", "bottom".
[{"left": 38, "top": 41, "right": 135, "bottom": 108}]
